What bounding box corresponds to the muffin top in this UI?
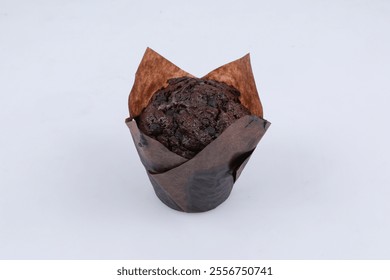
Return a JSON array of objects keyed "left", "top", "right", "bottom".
[{"left": 137, "top": 77, "right": 250, "bottom": 159}]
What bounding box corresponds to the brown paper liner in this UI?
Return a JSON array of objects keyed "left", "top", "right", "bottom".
[{"left": 126, "top": 48, "right": 270, "bottom": 212}]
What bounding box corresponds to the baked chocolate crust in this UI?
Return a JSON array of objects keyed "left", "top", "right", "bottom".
[{"left": 137, "top": 77, "right": 250, "bottom": 159}]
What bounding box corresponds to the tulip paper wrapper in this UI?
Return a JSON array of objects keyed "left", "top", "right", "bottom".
[{"left": 126, "top": 48, "right": 270, "bottom": 212}]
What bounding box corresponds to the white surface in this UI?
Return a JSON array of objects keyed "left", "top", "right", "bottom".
[{"left": 1, "top": 0, "right": 390, "bottom": 259}]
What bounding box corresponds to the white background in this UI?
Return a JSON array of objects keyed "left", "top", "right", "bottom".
[{"left": 1, "top": 0, "right": 389, "bottom": 259}]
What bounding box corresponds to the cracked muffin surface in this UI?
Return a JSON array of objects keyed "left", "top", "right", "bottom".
[{"left": 137, "top": 77, "right": 250, "bottom": 159}]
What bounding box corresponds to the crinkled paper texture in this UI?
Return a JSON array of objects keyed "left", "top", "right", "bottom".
[{"left": 126, "top": 48, "right": 270, "bottom": 212}]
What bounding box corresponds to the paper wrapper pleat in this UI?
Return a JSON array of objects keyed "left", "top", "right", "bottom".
[{"left": 126, "top": 48, "right": 270, "bottom": 212}]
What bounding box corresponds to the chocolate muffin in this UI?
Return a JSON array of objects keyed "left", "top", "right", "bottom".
[{"left": 137, "top": 77, "right": 251, "bottom": 159}]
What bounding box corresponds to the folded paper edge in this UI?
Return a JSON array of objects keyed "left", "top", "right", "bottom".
[
  {"left": 126, "top": 115, "right": 270, "bottom": 175},
  {"left": 203, "top": 53, "right": 263, "bottom": 118},
  {"left": 126, "top": 118, "right": 188, "bottom": 173},
  {"left": 129, "top": 47, "right": 193, "bottom": 118},
  {"left": 128, "top": 48, "right": 264, "bottom": 119}
]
